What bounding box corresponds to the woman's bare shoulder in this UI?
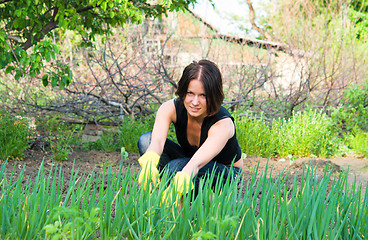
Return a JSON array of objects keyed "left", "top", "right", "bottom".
[
  {"left": 157, "top": 99, "right": 177, "bottom": 122},
  {"left": 160, "top": 99, "right": 175, "bottom": 110},
  {"left": 209, "top": 117, "right": 235, "bottom": 138}
]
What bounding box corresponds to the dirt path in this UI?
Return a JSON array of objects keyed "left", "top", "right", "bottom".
[{"left": 328, "top": 156, "right": 368, "bottom": 190}]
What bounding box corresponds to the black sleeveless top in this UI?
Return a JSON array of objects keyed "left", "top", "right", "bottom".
[{"left": 173, "top": 98, "right": 242, "bottom": 165}]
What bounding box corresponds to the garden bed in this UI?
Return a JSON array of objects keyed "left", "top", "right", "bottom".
[
  {"left": 2, "top": 147, "right": 368, "bottom": 239},
  {"left": 4, "top": 147, "right": 368, "bottom": 194}
]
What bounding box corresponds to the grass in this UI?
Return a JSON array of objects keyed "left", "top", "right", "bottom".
[{"left": 0, "top": 160, "right": 367, "bottom": 239}]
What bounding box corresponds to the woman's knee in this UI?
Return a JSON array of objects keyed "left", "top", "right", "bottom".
[
  {"left": 137, "top": 132, "right": 152, "bottom": 156},
  {"left": 164, "top": 158, "right": 190, "bottom": 176}
]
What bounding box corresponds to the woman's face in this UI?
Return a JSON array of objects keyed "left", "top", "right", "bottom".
[{"left": 184, "top": 79, "right": 207, "bottom": 120}]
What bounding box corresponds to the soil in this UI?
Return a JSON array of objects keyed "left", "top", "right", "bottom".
[{"left": 3, "top": 146, "right": 368, "bottom": 195}]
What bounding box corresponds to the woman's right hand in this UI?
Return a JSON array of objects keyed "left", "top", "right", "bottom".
[{"left": 138, "top": 151, "right": 160, "bottom": 190}]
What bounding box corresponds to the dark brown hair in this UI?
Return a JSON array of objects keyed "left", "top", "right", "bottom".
[{"left": 175, "top": 59, "right": 224, "bottom": 115}]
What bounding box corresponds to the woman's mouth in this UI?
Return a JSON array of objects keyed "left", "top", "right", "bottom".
[{"left": 190, "top": 106, "right": 200, "bottom": 112}]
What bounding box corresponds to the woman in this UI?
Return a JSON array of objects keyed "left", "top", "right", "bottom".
[{"left": 137, "top": 59, "right": 243, "bottom": 197}]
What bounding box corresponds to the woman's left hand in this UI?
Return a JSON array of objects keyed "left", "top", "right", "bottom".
[{"left": 161, "top": 171, "right": 193, "bottom": 206}]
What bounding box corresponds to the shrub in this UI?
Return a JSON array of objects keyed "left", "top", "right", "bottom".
[
  {"left": 272, "top": 110, "right": 338, "bottom": 157},
  {"left": 331, "top": 82, "right": 368, "bottom": 133},
  {"left": 0, "top": 111, "right": 32, "bottom": 160},
  {"left": 235, "top": 110, "right": 339, "bottom": 158},
  {"left": 118, "top": 115, "right": 178, "bottom": 153},
  {"left": 235, "top": 112, "right": 276, "bottom": 158},
  {"left": 81, "top": 128, "right": 121, "bottom": 152},
  {"left": 118, "top": 115, "right": 156, "bottom": 153},
  {"left": 348, "top": 130, "right": 368, "bottom": 157}
]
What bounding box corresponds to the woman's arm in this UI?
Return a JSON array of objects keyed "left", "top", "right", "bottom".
[
  {"left": 146, "top": 99, "right": 176, "bottom": 155},
  {"left": 181, "top": 117, "right": 235, "bottom": 177}
]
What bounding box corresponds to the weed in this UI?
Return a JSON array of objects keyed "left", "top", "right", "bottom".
[
  {"left": 348, "top": 130, "right": 368, "bottom": 157},
  {"left": 48, "top": 123, "right": 80, "bottom": 161},
  {"left": 99, "top": 130, "right": 120, "bottom": 152},
  {"left": 82, "top": 128, "right": 121, "bottom": 152},
  {"left": 43, "top": 206, "right": 100, "bottom": 239},
  {"left": 0, "top": 111, "right": 33, "bottom": 160},
  {"left": 121, "top": 147, "right": 129, "bottom": 161},
  {"left": 330, "top": 82, "right": 368, "bottom": 133},
  {"left": 50, "top": 131, "right": 74, "bottom": 161}
]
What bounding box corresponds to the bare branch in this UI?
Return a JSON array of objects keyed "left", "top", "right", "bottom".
[
  {"left": 246, "top": 0, "right": 274, "bottom": 41},
  {"left": 7, "top": 35, "right": 21, "bottom": 42}
]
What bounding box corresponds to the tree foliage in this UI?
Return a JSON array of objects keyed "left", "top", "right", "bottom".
[
  {"left": 304, "top": 0, "right": 368, "bottom": 40},
  {"left": 0, "top": 0, "right": 197, "bottom": 88}
]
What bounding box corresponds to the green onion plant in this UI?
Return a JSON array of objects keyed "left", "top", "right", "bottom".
[{"left": 0, "top": 160, "right": 367, "bottom": 239}]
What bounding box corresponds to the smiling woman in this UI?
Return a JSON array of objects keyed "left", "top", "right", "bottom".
[{"left": 136, "top": 59, "right": 243, "bottom": 201}]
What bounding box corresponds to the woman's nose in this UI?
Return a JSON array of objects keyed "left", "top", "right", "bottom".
[{"left": 192, "top": 95, "right": 199, "bottom": 104}]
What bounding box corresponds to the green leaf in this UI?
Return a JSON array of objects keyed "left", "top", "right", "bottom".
[
  {"left": 45, "top": 51, "right": 51, "bottom": 61},
  {"left": 101, "top": 1, "right": 107, "bottom": 11},
  {"left": 52, "top": 44, "right": 60, "bottom": 54},
  {"left": 5, "top": 66, "right": 14, "bottom": 74},
  {"left": 43, "top": 224, "right": 59, "bottom": 234},
  {"left": 61, "top": 76, "right": 69, "bottom": 87},
  {"left": 51, "top": 75, "right": 58, "bottom": 87},
  {"left": 24, "top": 57, "right": 31, "bottom": 66},
  {"left": 15, "top": 70, "right": 21, "bottom": 80},
  {"left": 59, "top": 80, "right": 65, "bottom": 90},
  {"left": 51, "top": 233, "right": 63, "bottom": 240},
  {"left": 42, "top": 74, "right": 49, "bottom": 87}
]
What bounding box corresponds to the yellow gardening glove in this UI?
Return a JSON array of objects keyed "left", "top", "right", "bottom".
[
  {"left": 162, "top": 171, "right": 193, "bottom": 206},
  {"left": 138, "top": 151, "right": 160, "bottom": 190}
]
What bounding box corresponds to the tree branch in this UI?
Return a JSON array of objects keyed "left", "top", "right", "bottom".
[
  {"left": 21, "top": 19, "right": 58, "bottom": 50},
  {"left": 8, "top": 35, "right": 21, "bottom": 42},
  {"left": 0, "top": 0, "right": 13, "bottom": 4},
  {"left": 76, "top": 5, "right": 94, "bottom": 13},
  {"left": 20, "top": 4, "right": 95, "bottom": 51},
  {"left": 246, "top": 0, "right": 274, "bottom": 41}
]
